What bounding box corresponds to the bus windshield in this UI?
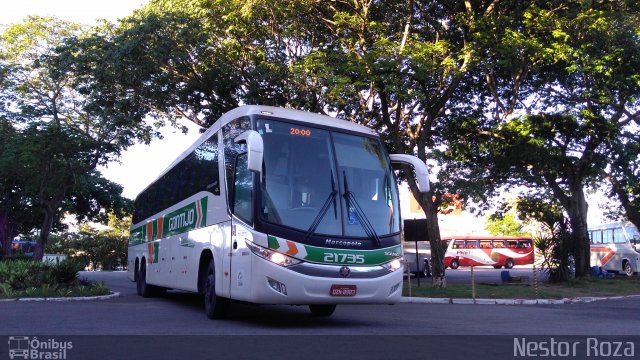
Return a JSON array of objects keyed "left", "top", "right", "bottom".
[{"left": 257, "top": 118, "right": 400, "bottom": 239}]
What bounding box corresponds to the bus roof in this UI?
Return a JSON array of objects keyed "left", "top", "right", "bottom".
[
  {"left": 588, "top": 222, "right": 635, "bottom": 231},
  {"left": 136, "top": 106, "right": 378, "bottom": 200},
  {"left": 215, "top": 106, "right": 378, "bottom": 136}
]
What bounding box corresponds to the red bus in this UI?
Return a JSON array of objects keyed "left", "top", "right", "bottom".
[{"left": 443, "top": 236, "right": 534, "bottom": 269}]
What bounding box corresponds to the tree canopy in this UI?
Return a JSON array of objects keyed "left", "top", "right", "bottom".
[{"left": 0, "top": 17, "right": 152, "bottom": 258}]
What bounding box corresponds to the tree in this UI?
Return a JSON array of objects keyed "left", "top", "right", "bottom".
[
  {"left": 486, "top": 213, "right": 529, "bottom": 237},
  {"left": 47, "top": 214, "right": 131, "bottom": 270},
  {"left": 601, "top": 133, "right": 640, "bottom": 229},
  {"left": 0, "top": 17, "right": 157, "bottom": 259},
  {"left": 445, "top": 1, "right": 640, "bottom": 278},
  {"left": 0, "top": 122, "right": 39, "bottom": 257}
]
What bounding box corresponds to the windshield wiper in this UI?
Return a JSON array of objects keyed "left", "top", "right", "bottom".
[
  {"left": 342, "top": 171, "right": 382, "bottom": 247},
  {"left": 304, "top": 172, "right": 338, "bottom": 241}
]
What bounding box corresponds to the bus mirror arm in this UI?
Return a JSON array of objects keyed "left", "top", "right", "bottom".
[
  {"left": 389, "top": 154, "right": 430, "bottom": 193},
  {"left": 235, "top": 130, "right": 264, "bottom": 177}
]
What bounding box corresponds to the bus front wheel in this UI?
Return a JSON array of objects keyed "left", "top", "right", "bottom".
[
  {"left": 623, "top": 261, "right": 634, "bottom": 277},
  {"left": 204, "top": 261, "right": 229, "bottom": 319},
  {"left": 505, "top": 259, "right": 514, "bottom": 269},
  {"left": 309, "top": 304, "right": 336, "bottom": 317},
  {"left": 450, "top": 259, "right": 459, "bottom": 270}
]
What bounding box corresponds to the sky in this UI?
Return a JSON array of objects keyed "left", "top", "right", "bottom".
[
  {"left": 0, "top": 0, "right": 148, "bottom": 26},
  {"left": 2, "top": 0, "right": 204, "bottom": 200}
]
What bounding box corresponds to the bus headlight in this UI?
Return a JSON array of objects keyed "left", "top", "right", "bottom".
[
  {"left": 382, "top": 258, "right": 403, "bottom": 272},
  {"left": 246, "top": 240, "right": 302, "bottom": 267}
]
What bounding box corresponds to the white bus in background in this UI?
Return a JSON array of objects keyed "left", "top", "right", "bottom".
[
  {"left": 127, "top": 105, "right": 430, "bottom": 319},
  {"left": 589, "top": 222, "right": 640, "bottom": 276}
]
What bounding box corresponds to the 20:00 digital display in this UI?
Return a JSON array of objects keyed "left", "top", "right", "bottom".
[{"left": 290, "top": 127, "right": 312, "bottom": 136}]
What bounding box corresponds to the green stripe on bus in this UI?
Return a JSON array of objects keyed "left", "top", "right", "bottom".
[
  {"left": 129, "top": 196, "right": 208, "bottom": 246},
  {"left": 268, "top": 235, "right": 280, "bottom": 250},
  {"left": 301, "top": 244, "right": 402, "bottom": 265},
  {"left": 266, "top": 235, "right": 401, "bottom": 265}
]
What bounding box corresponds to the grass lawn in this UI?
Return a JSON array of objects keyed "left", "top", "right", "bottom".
[{"left": 403, "top": 276, "right": 640, "bottom": 299}]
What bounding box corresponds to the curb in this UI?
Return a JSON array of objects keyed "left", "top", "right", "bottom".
[
  {"left": 401, "top": 294, "right": 640, "bottom": 305},
  {"left": 0, "top": 292, "right": 120, "bottom": 302}
]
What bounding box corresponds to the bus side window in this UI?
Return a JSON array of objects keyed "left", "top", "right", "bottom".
[
  {"left": 493, "top": 240, "right": 505, "bottom": 248},
  {"left": 223, "top": 117, "right": 251, "bottom": 202},
  {"left": 614, "top": 228, "right": 626, "bottom": 243},
  {"left": 232, "top": 153, "right": 253, "bottom": 224}
]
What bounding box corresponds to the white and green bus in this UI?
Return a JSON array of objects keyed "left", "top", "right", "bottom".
[{"left": 127, "top": 106, "right": 430, "bottom": 319}]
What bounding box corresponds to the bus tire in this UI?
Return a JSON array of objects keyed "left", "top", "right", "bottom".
[
  {"left": 450, "top": 259, "right": 459, "bottom": 270},
  {"left": 137, "top": 263, "right": 153, "bottom": 298},
  {"left": 623, "top": 260, "right": 634, "bottom": 277},
  {"left": 505, "top": 259, "right": 514, "bottom": 269},
  {"left": 309, "top": 304, "right": 336, "bottom": 317},
  {"left": 135, "top": 259, "right": 141, "bottom": 296},
  {"left": 204, "top": 261, "right": 229, "bottom": 319}
]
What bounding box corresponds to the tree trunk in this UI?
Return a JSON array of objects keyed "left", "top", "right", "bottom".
[
  {"left": 566, "top": 186, "right": 591, "bottom": 278},
  {"left": 410, "top": 188, "right": 446, "bottom": 288},
  {"left": 0, "top": 213, "right": 16, "bottom": 258},
  {"left": 33, "top": 207, "right": 56, "bottom": 261},
  {"left": 423, "top": 195, "right": 447, "bottom": 288}
]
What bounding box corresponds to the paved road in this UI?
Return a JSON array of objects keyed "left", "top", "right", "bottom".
[{"left": 1, "top": 271, "right": 638, "bottom": 360}]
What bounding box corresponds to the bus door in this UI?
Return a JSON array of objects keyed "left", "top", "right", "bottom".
[
  {"left": 228, "top": 151, "right": 255, "bottom": 301},
  {"left": 221, "top": 118, "right": 252, "bottom": 300}
]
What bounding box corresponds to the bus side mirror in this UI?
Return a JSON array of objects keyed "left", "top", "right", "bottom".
[
  {"left": 389, "top": 154, "right": 430, "bottom": 193},
  {"left": 235, "top": 130, "right": 264, "bottom": 176}
]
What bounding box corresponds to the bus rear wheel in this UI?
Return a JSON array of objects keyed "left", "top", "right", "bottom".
[
  {"left": 505, "top": 259, "right": 514, "bottom": 269},
  {"left": 204, "top": 261, "right": 229, "bottom": 319},
  {"left": 309, "top": 304, "right": 336, "bottom": 317},
  {"left": 449, "top": 259, "right": 459, "bottom": 270},
  {"left": 137, "top": 264, "right": 152, "bottom": 297},
  {"left": 623, "top": 261, "right": 634, "bottom": 277},
  {"left": 137, "top": 263, "right": 165, "bottom": 298}
]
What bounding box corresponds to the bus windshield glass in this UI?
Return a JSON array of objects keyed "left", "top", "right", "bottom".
[{"left": 257, "top": 118, "right": 400, "bottom": 238}]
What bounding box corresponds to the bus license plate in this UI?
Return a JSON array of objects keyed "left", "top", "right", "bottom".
[{"left": 330, "top": 285, "right": 357, "bottom": 297}]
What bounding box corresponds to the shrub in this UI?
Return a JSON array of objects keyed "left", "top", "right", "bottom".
[
  {"left": 49, "top": 259, "right": 84, "bottom": 286},
  {"left": 0, "top": 259, "right": 48, "bottom": 290},
  {"left": 0, "top": 257, "right": 110, "bottom": 299}
]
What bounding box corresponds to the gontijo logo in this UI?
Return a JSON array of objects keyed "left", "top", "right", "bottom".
[
  {"left": 129, "top": 197, "right": 208, "bottom": 246},
  {"left": 8, "top": 336, "right": 73, "bottom": 360},
  {"left": 167, "top": 209, "right": 196, "bottom": 231}
]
